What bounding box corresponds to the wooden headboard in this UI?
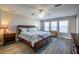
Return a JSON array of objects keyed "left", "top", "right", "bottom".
[{"left": 17, "top": 25, "right": 35, "bottom": 36}]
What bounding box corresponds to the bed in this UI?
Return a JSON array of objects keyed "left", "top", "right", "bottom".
[{"left": 17, "top": 25, "right": 52, "bottom": 52}]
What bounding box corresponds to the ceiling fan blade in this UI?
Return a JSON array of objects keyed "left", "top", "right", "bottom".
[{"left": 55, "top": 4, "right": 62, "bottom": 7}]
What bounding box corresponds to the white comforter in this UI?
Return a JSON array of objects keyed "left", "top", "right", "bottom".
[{"left": 19, "top": 31, "right": 51, "bottom": 47}]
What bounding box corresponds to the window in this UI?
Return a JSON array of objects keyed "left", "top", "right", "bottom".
[
  {"left": 59, "top": 20, "right": 69, "bottom": 33},
  {"left": 51, "top": 21, "right": 58, "bottom": 31},
  {"left": 44, "top": 22, "right": 50, "bottom": 31}
]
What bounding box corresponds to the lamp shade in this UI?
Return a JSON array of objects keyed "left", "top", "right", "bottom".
[
  {"left": 0, "top": 25, "right": 8, "bottom": 34},
  {"left": 0, "top": 25, "right": 8, "bottom": 28}
]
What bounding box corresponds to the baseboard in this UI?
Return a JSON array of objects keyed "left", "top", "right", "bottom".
[{"left": 58, "top": 36, "right": 72, "bottom": 39}]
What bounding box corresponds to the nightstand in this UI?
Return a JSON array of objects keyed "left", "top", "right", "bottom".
[{"left": 3, "top": 33, "right": 16, "bottom": 45}]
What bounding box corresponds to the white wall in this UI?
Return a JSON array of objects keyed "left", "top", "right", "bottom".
[
  {"left": 41, "top": 16, "right": 76, "bottom": 32},
  {"left": 1, "top": 10, "right": 11, "bottom": 25},
  {"left": 10, "top": 14, "right": 40, "bottom": 25},
  {"left": 0, "top": 10, "right": 2, "bottom": 25},
  {"left": 0, "top": 10, "right": 40, "bottom": 32},
  {"left": 40, "top": 16, "right": 76, "bottom": 38},
  {"left": 76, "top": 11, "right": 79, "bottom": 33},
  {"left": 9, "top": 14, "right": 40, "bottom": 32}
]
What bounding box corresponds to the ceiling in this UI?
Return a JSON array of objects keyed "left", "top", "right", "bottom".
[{"left": 0, "top": 4, "right": 79, "bottom": 20}]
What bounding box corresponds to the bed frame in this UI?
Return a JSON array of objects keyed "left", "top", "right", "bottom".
[{"left": 17, "top": 25, "right": 52, "bottom": 52}]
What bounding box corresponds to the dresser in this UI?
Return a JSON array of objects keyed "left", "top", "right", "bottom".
[
  {"left": 3, "top": 33, "right": 16, "bottom": 45},
  {"left": 71, "top": 33, "right": 79, "bottom": 54}
]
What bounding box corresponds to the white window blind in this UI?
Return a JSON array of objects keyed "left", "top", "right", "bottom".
[
  {"left": 51, "top": 21, "right": 58, "bottom": 31},
  {"left": 59, "top": 20, "right": 69, "bottom": 33},
  {"left": 44, "top": 22, "right": 50, "bottom": 31}
]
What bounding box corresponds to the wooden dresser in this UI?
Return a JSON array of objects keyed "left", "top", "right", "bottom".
[
  {"left": 71, "top": 33, "right": 79, "bottom": 54},
  {"left": 3, "top": 33, "right": 16, "bottom": 45}
]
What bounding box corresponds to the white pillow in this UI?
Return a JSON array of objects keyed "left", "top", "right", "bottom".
[
  {"left": 28, "top": 28, "right": 33, "bottom": 32},
  {"left": 21, "top": 28, "right": 27, "bottom": 34},
  {"left": 33, "top": 28, "right": 37, "bottom": 32},
  {"left": 27, "top": 28, "right": 37, "bottom": 32}
]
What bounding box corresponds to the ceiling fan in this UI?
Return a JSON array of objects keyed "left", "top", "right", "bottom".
[
  {"left": 31, "top": 9, "right": 51, "bottom": 18},
  {"left": 31, "top": 4, "right": 62, "bottom": 18}
]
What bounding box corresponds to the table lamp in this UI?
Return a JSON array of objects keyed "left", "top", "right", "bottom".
[{"left": 1, "top": 25, "right": 8, "bottom": 34}]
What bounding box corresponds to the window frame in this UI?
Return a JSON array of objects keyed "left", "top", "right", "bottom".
[
  {"left": 50, "top": 21, "right": 58, "bottom": 31},
  {"left": 59, "top": 20, "right": 69, "bottom": 33},
  {"left": 44, "top": 22, "right": 50, "bottom": 31}
]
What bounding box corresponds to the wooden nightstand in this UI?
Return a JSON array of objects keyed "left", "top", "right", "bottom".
[{"left": 3, "top": 33, "right": 16, "bottom": 45}]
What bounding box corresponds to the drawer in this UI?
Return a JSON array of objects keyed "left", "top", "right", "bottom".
[
  {"left": 5, "top": 38, "right": 15, "bottom": 43},
  {"left": 4, "top": 35, "right": 15, "bottom": 38},
  {"left": 3, "top": 33, "right": 16, "bottom": 45},
  {"left": 4, "top": 36, "right": 15, "bottom": 39},
  {"left": 5, "top": 38, "right": 15, "bottom": 41},
  {"left": 4, "top": 34, "right": 15, "bottom": 36}
]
